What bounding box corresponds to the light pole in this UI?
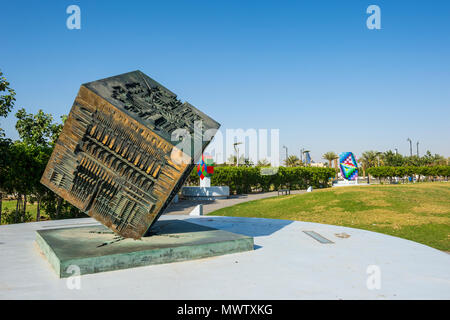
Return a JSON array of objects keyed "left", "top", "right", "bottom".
[
  {"left": 283, "top": 145, "right": 288, "bottom": 166},
  {"left": 233, "top": 142, "right": 242, "bottom": 167},
  {"left": 407, "top": 138, "right": 412, "bottom": 157}
]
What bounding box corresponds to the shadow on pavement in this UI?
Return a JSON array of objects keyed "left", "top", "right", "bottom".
[{"left": 184, "top": 216, "right": 294, "bottom": 238}]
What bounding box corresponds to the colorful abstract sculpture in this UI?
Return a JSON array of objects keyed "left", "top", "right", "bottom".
[
  {"left": 197, "top": 154, "right": 214, "bottom": 180},
  {"left": 339, "top": 152, "right": 358, "bottom": 180}
]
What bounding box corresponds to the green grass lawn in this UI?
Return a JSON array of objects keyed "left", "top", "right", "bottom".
[
  {"left": 209, "top": 182, "right": 450, "bottom": 251},
  {"left": 1, "top": 200, "right": 49, "bottom": 223}
]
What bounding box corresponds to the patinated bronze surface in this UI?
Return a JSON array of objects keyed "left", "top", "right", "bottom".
[{"left": 41, "top": 71, "right": 220, "bottom": 239}]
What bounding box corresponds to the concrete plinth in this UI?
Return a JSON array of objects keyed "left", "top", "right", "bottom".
[
  {"left": 333, "top": 180, "right": 359, "bottom": 187},
  {"left": 36, "top": 219, "right": 253, "bottom": 278},
  {"left": 181, "top": 186, "right": 230, "bottom": 200},
  {"left": 200, "top": 176, "right": 211, "bottom": 187}
]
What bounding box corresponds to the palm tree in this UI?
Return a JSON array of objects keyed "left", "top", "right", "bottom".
[
  {"left": 227, "top": 155, "right": 251, "bottom": 166},
  {"left": 227, "top": 155, "right": 237, "bottom": 166},
  {"left": 432, "top": 154, "right": 447, "bottom": 166},
  {"left": 360, "top": 151, "right": 378, "bottom": 169},
  {"left": 359, "top": 150, "right": 379, "bottom": 181},
  {"left": 375, "top": 151, "right": 384, "bottom": 167},
  {"left": 322, "top": 151, "right": 338, "bottom": 168},
  {"left": 256, "top": 159, "right": 271, "bottom": 167},
  {"left": 284, "top": 155, "right": 300, "bottom": 167}
]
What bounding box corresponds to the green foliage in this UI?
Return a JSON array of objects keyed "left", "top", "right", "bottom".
[
  {"left": 15, "top": 108, "right": 63, "bottom": 147},
  {"left": 382, "top": 150, "right": 404, "bottom": 167},
  {"left": 367, "top": 166, "right": 450, "bottom": 179},
  {"left": 359, "top": 150, "right": 382, "bottom": 170},
  {"left": 322, "top": 151, "right": 338, "bottom": 167},
  {"left": 284, "top": 155, "right": 300, "bottom": 167},
  {"left": 40, "top": 193, "right": 86, "bottom": 220},
  {"left": 226, "top": 155, "right": 253, "bottom": 167},
  {"left": 256, "top": 159, "right": 271, "bottom": 167},
  {"left": 0, "top": 136, "right": 12, "bottom": 192},
  {"left": 360, "top": 150, "right": 448, "bottom": 169},
  {"left": 0, "top": 104, "right": 82, "bottom": 224},
  {"left": 187, "top": 166, "right": 336, "bottom": 194},
  {"left": 6, "top": 142, "right": 47, "bottom": 195},
  {"left": 1, "top": 208, "right": 33, "bottom": 224},
  {"left": 0, "top": 70, "right": 16, "bottom": 118}
]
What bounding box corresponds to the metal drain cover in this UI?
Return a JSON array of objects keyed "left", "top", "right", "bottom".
[{"left": 303, "top": 231, "right": 334, "bottom": 244}]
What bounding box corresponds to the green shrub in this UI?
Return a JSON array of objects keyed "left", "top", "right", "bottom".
[
  {"left": 187, "top": 166, "right": 336, "bottom": 194},
  {"left": 1, "top": 208, "right": 33, "bottom": 224},
  {"left": 367, "top": 166, "right": 450, "bottom": 180}
]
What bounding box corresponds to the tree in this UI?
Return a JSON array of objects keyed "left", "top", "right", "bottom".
[
  {"left": 15, "top": 108, "right": 62, "bottom": 147},
  {"left": 241, "top": 157, "right": 254, "bottom": 167},
  {"left": 405, "top": 155, "right": 422, "bottom": 166},
  {"left": 284, "top": 155, "right": 300, "bottom": 167},
  {"left": 360, "top": 151, "right": 378, "bottom": 168},
  {"left": 227, "top": 155, "right": 237, "bottom": 166},
  {"left": 226, "top": 155, "right": 253, "bottom": 167},
  {"left": 375, "top": 151, "right": 384, "bottom": 167},
  {"left": 13, "top": 109, "right": 68, "bottom": 221},
  {"left": 422, "top": 151, "right": 446, "bottom": 166},
  {"left": 0, "top": 136, "right": 12, "bottom": 224},
  {"left": 5, "top": 142, "right": 49, "bottom": 222},
  {"left": 0, "top": 70, "right": 16, "bottom": 118},
  {"left": 322, "top": 151, "right": 338, "bottom": 168},
  {"left": 0, "top": 70, "right": 16, "bottom": 223},
  {"left": 359, "top": 150, "right": 379, "bottom": 179},
  {"left": 256, "top": 159, "right": 271, "bottom": 167},
  {"left": 383, "top": 150, "right": 404, "bottom": 167}
]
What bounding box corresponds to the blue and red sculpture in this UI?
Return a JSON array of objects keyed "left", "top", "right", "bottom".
[
  {"left": 197, "top": 154, "right": 214, "bottom": 180},
  {"left": 339, "top": 152, "right": 358, "bottom": 180}
]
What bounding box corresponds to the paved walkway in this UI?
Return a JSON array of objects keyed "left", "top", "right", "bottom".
[
  {"left": 164, "top": 190, "right": 306, "bottom": 215},
  {"left": 1, "top": 216, "right": 449, "bottom": 299}
]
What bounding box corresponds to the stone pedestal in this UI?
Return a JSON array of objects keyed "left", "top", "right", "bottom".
[
  {"left": 36, "top": 219, "right": 253, "bottom": 278},
  {"left": 200, "top": 176, "right": 211, "bottom": 188},
  {"left": 332, "top": 179, "right": 359, "bottom": 187},
  {"left": 181, "top": 186, "right": 230, "bottom": 200},
  {"left": 189, "top": 204, "right": 204, "bottom": 216}
]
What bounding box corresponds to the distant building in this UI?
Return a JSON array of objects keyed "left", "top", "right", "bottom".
[{"left": 310, "top": 162, "right": 326, "bottom": 168}]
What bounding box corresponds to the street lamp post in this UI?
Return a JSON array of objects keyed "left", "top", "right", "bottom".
[
  {"left": 233, "top": 142, "right": 242, "bottom": 167},
  {"left": 407, "top": 138, "right": 412, "bottom": 157}
]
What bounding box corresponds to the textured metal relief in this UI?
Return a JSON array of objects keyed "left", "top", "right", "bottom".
[{"left": 41, "top": 71, "right": 220, "bottom": 239}]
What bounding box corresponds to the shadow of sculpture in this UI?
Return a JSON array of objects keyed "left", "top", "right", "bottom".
[{"left": 183, "top": 216, "right": 294, "bottom": 238}]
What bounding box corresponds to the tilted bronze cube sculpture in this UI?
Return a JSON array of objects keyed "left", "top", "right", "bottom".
[{"left": 41, "top": 71, "right": 220, "bottom": 239}]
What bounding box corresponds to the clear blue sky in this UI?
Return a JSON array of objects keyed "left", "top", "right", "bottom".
[{"left": 1, "top": 0, "right": 449, "bottom": 163}]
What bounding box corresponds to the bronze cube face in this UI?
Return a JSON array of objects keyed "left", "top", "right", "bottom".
[{"left": 41, "top": 71, "right": 220, "bottom": 239}]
